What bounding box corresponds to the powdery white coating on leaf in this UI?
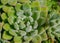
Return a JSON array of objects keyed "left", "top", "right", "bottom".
[
  {"left": 14, "top": 22, "right": 19, "bottom": 30},
  {"left": 33, "top": 21, "right": 38, "bottom": 29},
  {"left": 19, "top": 30, "right": 26, "bottom": 36},
  {"left": 29, "top": 16, "right": 34, "bottom": 23},
  {"left": 0, "top": 0, "right": 60, "bottom": 43},
  {"left": 31, "top": 30, "right": 38, "bottom": 37},
  {"left": 27, "top": 21, "right": 30, "bottom": 26},
  {"left": 26, "top": 26, "right": 32, "bottom": 32},
  {"left": 17, "top": 10, "right": 24, "bottom": 16}
]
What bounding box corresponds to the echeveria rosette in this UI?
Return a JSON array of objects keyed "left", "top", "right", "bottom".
[{"left": 0, "top": 0, "right": 60, "bottom": 43}]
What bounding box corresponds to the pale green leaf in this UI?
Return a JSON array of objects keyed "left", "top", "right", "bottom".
[
  {"left": 14, "top": 36, "right": 22, "bottom": 43},
  {"left": 32, "top": 35, "right": 42, "bottom": 43},
  {"left": 8, "top": 16, "right": 15, "bottom": 25},
  {"left": 15, "top": 3, "right": 22, "bottom": 12},
  {"left": 1, "top": 13, "right": 7, "bottom": 20},
  {"left": 1, "top": 0, "right": 9, "bottom": 5},
  {"left": 9, "top": 29, "right": 17, "bottom": 36},
  {"left": 3, "top": 23, "right": 11, "bottom": 31},
  {"left": 8, "top": 0, "right": 17, "bottom": 6},
  {"left": 2, "top": 31, "right": 12, "bottom": 40}
]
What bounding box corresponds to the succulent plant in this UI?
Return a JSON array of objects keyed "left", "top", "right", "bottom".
[{"left": 0, "top": 0, "right": 60, "bottom": 43}]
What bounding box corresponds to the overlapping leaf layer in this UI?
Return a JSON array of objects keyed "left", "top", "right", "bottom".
[{"left": 0, "top": 0, "right": 60, "bottom": 43}]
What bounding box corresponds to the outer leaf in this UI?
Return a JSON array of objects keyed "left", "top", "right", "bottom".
[
  {"left": 31, "top": 1, "right": 40, "bottom": 8},
  {"left": 23, "top": 3, "right": 32, "bottom": 16},
  {"left": 40, "top": 6, "right": 48, "bottom": 18},
  {"left": 32, "top": 35, "right": 42, "bottom": 43},
  {"left": 0, "top": 4, "right": 3, "bottom": 8},
  {"left": 1, "top": 13, "right": 7, "bottom": 20},
  {"left": 1, "top": 0, "right": 9, "bottom": 5},
  {"left": 14, "top": 36, "right": 22, "bottom": 43},
  {"left": 15, "top": 3, "right": 22, "bottom": 12},
  {"left": 2, "top": 6, "right": 9, "bottom": 13},
  {"left": 39, "top": 27, "right": 48, "bottom": 40},
  {"left": 3, "top": 23, "right": 11, "bottom": 31},
  {"left": 7, "top": 10, "right": 15, "bottom": 17},
  {"left": 41, "top": 32, "right": 48, "bottom": 41},
  {"left": 2, "top": 31, "right": 12, "bottom": 40},
  {"left": 3, "top": 6, "right": 15, "bottom": 16},
  {"left": 31, "top": 1, "right": 40, "bottom": 11},
  {"left": 9, "top": 29, "right": 17, "bottom": 36}
]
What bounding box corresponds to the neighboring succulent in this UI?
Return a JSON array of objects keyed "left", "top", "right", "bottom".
[{"left": 0, "top": 0, "right": 60, "bottom": 43}]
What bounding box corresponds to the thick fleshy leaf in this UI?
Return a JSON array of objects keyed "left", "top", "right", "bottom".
[
  {"left": 9, "top": 29, "right": 17, "bottom": 36},
  {"left": 31, "top": 30, "right": 38, "bottom": 37},
  {"left": 3, "top": 6, "right": 15, "bottom": 16},
  {"left": 32, "top": 35, "right": 42, "bottom": 43},
  {"left": 39, "top": 27, "right": 48, "bottom": 40},
  {"left": 8, "top": 0, "right": 17, "bottom": 6},
  {"left": 15, "top": 3, "right": 22, "bottom": 12},
  {"left": 3, "top": 23, "right": 11, "bottom": 31},
  {"left": 19, "top": 30, "right": 26, "bottom": 36},
  {"left": 16, "top": 10, "right": 24, "bottom": 17},
  {"left": 2, "top": 31, "right": 12, "bottom": 40},
  {"left": 14, "top": 36, "right": 22, "bottom": 43},
  {"left": 1, "top": 13, "right": 7, "bottom": 20},
  {"left": 23, "top": 3, "right": 31, "bottom": 11},
  {"left": 33, "top": 21, "right": 38, "bottom": 29},
  {"left": 26, "top": 21, "right": 30, "bottom": 26},
  {"left": 31, "top": 1, "right": 40, "bottom": 11},
  {"left": 24, "top": 36, "right": 32, "bottom": 41},
  {"left": 32, "top": 11, "right": 40, "bottom": 20},
  {"left": 0, "top": 4, "right": 3, "bottom": 8},
  {"left": 47, "top": 28, "right": 55, "bottom": 39},
  {"left": 7, "top": 11, "right": 15, "bottom": 17},
  {"left": 29, "top": 16, "right": 34, "bottom": 23},
  {"left": 14, "top": 22, "right": 19, "bottom": 30},
  {"left": 31, "top": 1, "right": 40, "bottom": 8},
  {"left": 8, "top": 16, "right": 15, "bottom": 25},
  {"left": 1, "top": 0, "right": 9, "bottom": 5},
  {"left": 38, "top": 18, "right": 46, "bottom": 26},
  {"left": 20, "top": 21, "right": 26, "bottom": 29},
  {"left": 53, "top": 32, "right": 60, "bottom": 37},
  {"left": 26, "top": 25, "right": 32, "bottom": 32},
  {"left": 23, "top": 3, "right": 32, "bottom": 16},
  {"left": 2, "top": 6, "right": 9, "bottom": 13},
  {"left": 41, "top": 32, "right": 48, "bottom": 41},
  {"left": 40, "top": 6, "right": 48, "bottom": 18}
]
